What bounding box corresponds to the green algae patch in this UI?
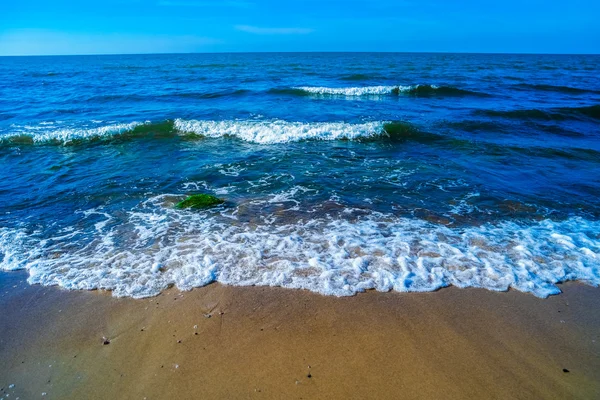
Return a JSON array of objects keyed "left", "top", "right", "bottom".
[{"left": 175, "top": 194, "right": 224, "bottom": 209}]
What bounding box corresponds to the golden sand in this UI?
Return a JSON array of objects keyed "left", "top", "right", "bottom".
[{"left": 1, "top": 272, "right": 599, "bottom": 399}]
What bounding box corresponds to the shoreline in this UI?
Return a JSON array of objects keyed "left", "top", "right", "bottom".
[{"left": 1, "top": 271, "right": 599, "bottom": 399}]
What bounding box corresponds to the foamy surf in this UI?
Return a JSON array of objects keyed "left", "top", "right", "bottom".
[
  {"left": 174, "top": 119, "right": 386, "bottom": 144},
  {"left": 293, "top": 86, "right": 409, "bottom": 96},
  {"left": 2, "top": 121, "right": 144, "bottom": 144},
  {"left": 291, "top": 84, "right": 486, "bottom": 97},
  {"left": 0, "top": 119, "right": 393, "bottom": 145},
  {"left": 1, "top": 196, "right": 598, "bottom": 299}
]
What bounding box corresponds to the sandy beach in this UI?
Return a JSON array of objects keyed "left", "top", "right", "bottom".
[{"left": 1, "top": 271, "right": 599, "bottom": 399}]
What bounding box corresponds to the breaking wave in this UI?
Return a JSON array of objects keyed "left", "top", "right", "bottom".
[
  {"left": 1, "top": 199, "right": 598, "bottom": 299},
  {"left": 284, "top": 85, "right": 488, "bottom": 97},
  {"left": 2, "top": 120, "right": 428, "bottom": 146}
]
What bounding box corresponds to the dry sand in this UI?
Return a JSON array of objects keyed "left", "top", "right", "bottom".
[{"left": 1, "top": 271, "right": 599, "bottom": 399}]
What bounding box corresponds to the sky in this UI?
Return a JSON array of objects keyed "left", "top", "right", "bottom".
[{"left": 0, "top": 0, "right": 599, "bottom": 55}]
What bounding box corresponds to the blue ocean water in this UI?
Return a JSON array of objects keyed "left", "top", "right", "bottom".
[{"left": 0, "top": 53, "right": 599, "bottom": 298}]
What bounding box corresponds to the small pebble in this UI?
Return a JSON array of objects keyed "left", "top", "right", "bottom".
[
  {"left": 563, "top": 368, "right": 570, "bottom": 373},
  {"left": 204, "top": 314, "right": 211, "bottom": 318},
  {"left": 307, "top": 373, "right": 312, "bottom": 378}
]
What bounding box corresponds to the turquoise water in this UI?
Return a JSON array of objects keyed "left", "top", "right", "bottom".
[{"left": 0, "top": 53, "right": 599, "bottom": 298}]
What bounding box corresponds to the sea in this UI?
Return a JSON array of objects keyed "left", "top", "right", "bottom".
[{"left": 0, "top": 52, "right": 599, "bottom": 298}]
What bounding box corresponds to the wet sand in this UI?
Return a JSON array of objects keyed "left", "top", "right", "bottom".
[{"left": 1, "top": 271, "right": 599, "bottom": 399}]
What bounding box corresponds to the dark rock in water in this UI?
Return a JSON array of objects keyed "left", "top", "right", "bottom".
[
  {"left": 563, "top": 368, "right": 570, "bottom": 373},
  {"left": 175, "top": 194, "right": 224, "bottom": 209}
]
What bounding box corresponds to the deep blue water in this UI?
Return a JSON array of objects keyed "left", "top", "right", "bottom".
[{"left": 0, "top": 53, "right": 599, "bottom": 298}]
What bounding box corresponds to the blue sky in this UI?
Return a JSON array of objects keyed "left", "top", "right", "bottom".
[{"left": 1, "top": 0, "right": 599, "bottom": 55}]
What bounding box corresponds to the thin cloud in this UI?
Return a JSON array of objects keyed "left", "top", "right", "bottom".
[
  {"left": 157, "top": 1, "right": 253, "bottom": 7},
  {"left": 235, "top": 25, "right": 314, "bottom": 35}
]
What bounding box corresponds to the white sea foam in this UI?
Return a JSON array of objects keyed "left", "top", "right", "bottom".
[
  {"left": 1, "top": 121, "right": 144, "bottom": 144},
  {"left": 174, "top": 119, "right": 385, "bottom": 144},
  {"left": 1, "top": 196, "right": 599, "bottom": 299},
  {"left": 1, "top": 119, "right": 388, "bottom": 145},
  {"left": 293, "top": 85, "right": 443, "bottom": 96},
  {"left": 294, "top": 86, "right": 412, "bottom": 96}
]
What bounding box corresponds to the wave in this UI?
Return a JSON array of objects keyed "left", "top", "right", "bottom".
[
  {"left": 513, "top": 83, "right": 600, "bottom": 95},
  {"left": 287, "top": 85, "right": 488, "bottom": 97},
  {"left": 4, "top": 119, "right": 598, "bottom": 163},
  {"left": 84, "top": 89, "right": 251, "bottom": 103},
  {"left": 1, "top": 118, "right": 447, "bottom": 146},
  {"left": 174, "top": 119, "right": 389, "bottom": 144},
  {"left": 180, "top": 63, "right": 241, "bottom": 69},
  {"left": 443, "top": 119, "right": 586, "bottom": 138},
  {"left": 48, "top": 85, "right": 488, "bottom": 104},
  {"left": 442, "top": 120, "right": 508, "bottom": 133},
  {"left": 0, "top": 121, "right": 145, "bottom": 145},
  {"left": 476, "top": 105, "right": 600, "bottom": 121},
  {"left": 1, "top": 120, "right": 407, "bottom": 146},
  {"left": 23, "top": 71, "right": 84, "bottom": 78},
  {"left": 1, "top": 201, "right": 599, "bottom": 299},
  {"left": 275, "top": 86, "right": 400, "bottom": 96},
  {"left": 402, "top": 85, "right": 488, "bottom": 97},
  {"left": 162, "top": 89, "right": 250, "bottom": 100}
]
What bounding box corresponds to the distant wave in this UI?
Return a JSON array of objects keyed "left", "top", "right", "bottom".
[
  {"left": 443, "top": 119, "right": 587, "bottom": 138},
  {"left": 58, "top": 85, "right": 489, "bottom": 104},
  {"left": 162, "top": 89, "right": 251, "bottom": 100},
  {"left": 180, "top": 63, "right": 241, "bottom": 69},
  {"left": 85, "top": 89, "right": 251, "bottom": 103},
  {"left": 513, "top": 83, "right": 600, "bottom": 95},
  {"left": 290, "top": 86, "right": 401, "bottom": 96},
  {"left": 283, "top": 85, "right": 488, "bottom": 97},
  {"left": 403, "top": 85, "right": 489, "bottom": 97},
  {"left": 477, "top": 105, "right": 600, "bottom": 121}
]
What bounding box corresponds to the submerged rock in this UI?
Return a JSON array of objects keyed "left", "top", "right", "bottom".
[{"left": 175, "top": 194, "right": 224, "bottom": 210}]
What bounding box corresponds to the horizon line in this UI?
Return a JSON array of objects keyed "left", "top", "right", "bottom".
[{"left": 1, "top": 50, "right": 599, "bottom": 57}]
